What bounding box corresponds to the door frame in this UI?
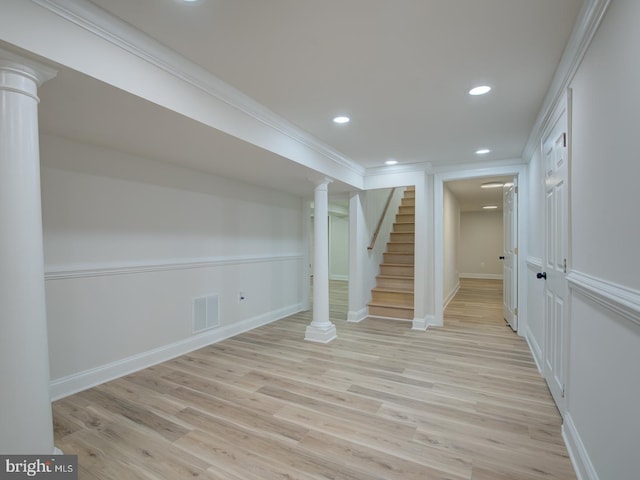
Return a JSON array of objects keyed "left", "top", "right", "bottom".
[{"left": 434, "top": 164, "right": 528, "bottom": 332}]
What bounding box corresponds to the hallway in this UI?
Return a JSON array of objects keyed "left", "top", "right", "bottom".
[{"left": 52, "top": 279, "right": 575, "bottom": 479}]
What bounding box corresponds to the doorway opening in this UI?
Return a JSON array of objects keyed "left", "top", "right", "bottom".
[{"left": 438, "top": 173, "right": 520, "bottom": 331}]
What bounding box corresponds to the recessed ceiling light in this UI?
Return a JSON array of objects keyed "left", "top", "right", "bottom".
[
  {"left": 385, "top": 160, "right": 398, "bottom": 166},
  {"left": 475, "top": 148, "right": 491, "bottom": 155},
  {"left": 469, "top": 85, "right": 492, "bottom": 96},
  {"left": 483, "top": 205, "right": 499, "bottom": 209},
  {"left": 333, "top": 116, "right": 350, "bottom": 124},
  {"left": 481, "top": 182, "right": 504, "bottom": 189}
]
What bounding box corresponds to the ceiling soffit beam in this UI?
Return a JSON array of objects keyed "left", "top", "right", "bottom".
[
  {"left": 522, "top": 0, "right": 611, "bottom": 162},
  {"left": 19, "top": 0, "right": 364, "bottom": 188}
]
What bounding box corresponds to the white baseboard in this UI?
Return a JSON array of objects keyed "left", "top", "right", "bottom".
[
  {"left": 563, "top": 413, "right": 599, "bottom": 480},
  {"left": 347, "top": 307, "right": 368, "bottom": 323},
  {"left": 412, "top": 314, "right": 437, "bottom": 331},
  {"left": 459, "top": 273, "right": 504, "bottom": 280},
  {"left": 443, "top": 282, "right": 460, "bottom": 310},
  {"left": 49, "top": 303, "right": 304, "bottom": 400},
  {"left": 524, "top": 324, "right": 543, "bottom": 375}
]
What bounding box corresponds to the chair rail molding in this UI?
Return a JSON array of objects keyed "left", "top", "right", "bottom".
[
  {"left": 526, "top": 256, "right": 543, "bottom": 270},
  {"left": 567, "top": 270, "right": 640, "bottom": 328},
  {"left": 45, "top": 254, "right": 304, "bottom": 280}
]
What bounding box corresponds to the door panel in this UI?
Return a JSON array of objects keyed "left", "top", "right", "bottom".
[
  {"left": 503, "top": 178, "right": 517, "bottom": 331},
  {"left": 542, "top": 104, "right": 569, "bottom": 411}
]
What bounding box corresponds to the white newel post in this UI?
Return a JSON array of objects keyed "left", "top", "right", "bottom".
[
  {"left": 0, "top": 49, "right": 58, "bottom": 454},
  {"left": 305, "top": 179, "right": 337, "bottom": 343}
]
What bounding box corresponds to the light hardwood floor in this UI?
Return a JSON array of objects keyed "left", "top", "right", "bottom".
[{"left": 53, "top": 278, "right": 576, "bottom": 479}]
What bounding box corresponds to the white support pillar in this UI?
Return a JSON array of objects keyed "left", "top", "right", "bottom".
[
  {"left": 305, "top": 179, "right": 337, "bottom": 343},
  {"left": 347, "top": 191, "right": 367, "bottom": 323},
  {"left": 413, "top": 172, "right": 436, "bottom": 330},
  {"left": 0, "top": 49, "right": 57, "bottom": 454}
]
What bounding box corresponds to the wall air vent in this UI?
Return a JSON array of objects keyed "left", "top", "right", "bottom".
[{"left": 192, "top": 294, "right": 219, "bottom": 333}]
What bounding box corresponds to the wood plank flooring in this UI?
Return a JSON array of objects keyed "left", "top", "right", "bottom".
[{"left": 53, "top": 278, "right": 576, "bottom": 479}]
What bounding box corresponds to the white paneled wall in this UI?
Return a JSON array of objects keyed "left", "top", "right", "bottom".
[
  {"left": 41, "top": 135, "right": 305, "bottom": 398},
  {"left": 523, "top": 2, "right": 640, "bottom": 478}
]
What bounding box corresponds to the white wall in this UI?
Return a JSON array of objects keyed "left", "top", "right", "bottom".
[
  {"left": 442, "top": 184, "right": 460, "bottom": 304},
  {"left": 329, "top": 214, "right": 348, "bottom": 280},
  {"left": 41, "top": 135, "right": 305, "bottom": 398},
  {"left": 563, "top": 2, "right": 640, "bottom": 478},
  {"left": 347, "top": 187, "right": 404, "bottom": 321},
  {"left": 458, "top": 211, "right": 503, "bottom": 279},
  {"left": 523, "top": 2, "right": 640, "bottom": 478}
]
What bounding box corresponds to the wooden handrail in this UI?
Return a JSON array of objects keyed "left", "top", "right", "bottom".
[{"left": 367, "top": 187, "right": 396, "bottom": 251}]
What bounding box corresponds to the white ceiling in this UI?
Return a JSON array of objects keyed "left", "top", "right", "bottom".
[
  {"left": 446, "top": 176, "right": 514, "bottom": 212},
  {"left": 34, "top": 0, "right": 584, "bottom": 199}
]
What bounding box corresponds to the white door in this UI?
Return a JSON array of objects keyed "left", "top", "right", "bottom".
[
  {"left": 503, "top": 178, "right": 518, "bottom": 331},
  {"left": 542, "top": 105, "right": 569, "bottom": 410}
]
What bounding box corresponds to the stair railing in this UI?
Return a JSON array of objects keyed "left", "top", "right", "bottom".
[{"left": 367, "top": 187, "right": 396, "bottom": 251}]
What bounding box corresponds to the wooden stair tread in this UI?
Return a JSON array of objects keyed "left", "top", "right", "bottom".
[
  {"left": 368, "top": 301, "right": 414, "bottom": 310},
  {"left": 372, "top": 287, "right": 414, "bottom": 293},
  {"left": 369, "top": 186, "right": 416, "bottom": 320}
]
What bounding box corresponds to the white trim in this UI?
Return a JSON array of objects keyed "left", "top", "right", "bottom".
[
  {"left": 459, "top": 273, "right": 504, "bottom": 280},
  {"left": 524, "top": 324, "right": 543, "bottom": 375},
  {"left": 526, "top": 256, "right": 543, "bottom": 270},
  {"left": 443, "top": 281, "right": 460, "bottom": 310},
  {"left": 434, "top": 163, "right": 528, "bottom": 329},
  {"left": 365, "top": 161, "right": 432, "bottom": 177},
  {"left": 347, "top": 307, "right": 368, "bottom": 323},
  {"left": 304, "top": 323, "right": 337, "bottom": 344},
  {"left": 31, "top": 0, "right": 364, "bottom": 180},
  {"left": 523, "top": 0, "right": 611, "bottom": 161},
  {"left": 568, "top": 270, "right": 640, "bottom": 328},
  {"left": 412, "top": 314, "right": 438, "bottom": 330},
  {"left": 563, "top": 413, "right": 600, "bottom": 480},
  {"left": 0, "top": 47, "right": 58, "bottom": 86},
  {"left": 432, "top": 158, "right": 525, "bottom": 174},
  {"left": 49, "top": 302, "right": 304, "bottom": 400},
  {"left": 330, "top": 274, "right": 349, "bottom": 281},
  {"left": 44, "top": 254, "right": 303, "bottom": 280}
]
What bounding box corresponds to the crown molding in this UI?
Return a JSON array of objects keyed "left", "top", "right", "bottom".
[
  {"left": 522, "top": 0, "right": 611, "bottom": 162},
  {"left": 365, "top": 161, "right": 432, "bottom": 177},
  {"left": 30, "top": 0, "right": 365, "bottom": 178},
  {"left": 431, "top": 157, "right": 525, "bottom": 175}
]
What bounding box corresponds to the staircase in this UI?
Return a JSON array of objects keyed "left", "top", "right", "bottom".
[{"left": 368, "top": 186, "right": 415, "bottom": 320}]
